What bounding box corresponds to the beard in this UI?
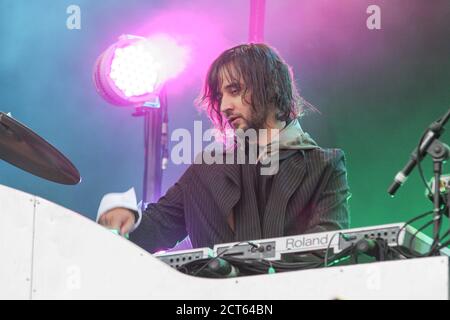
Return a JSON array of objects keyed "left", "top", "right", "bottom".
[
  {"left": 241, "top": 111, "right": 266, "bottom": 131},
  {"left": 225, "top": 106, "right": 268, "bottom": 131}
]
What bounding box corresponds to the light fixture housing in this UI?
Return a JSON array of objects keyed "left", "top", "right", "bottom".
[{"left": 93, "top": 35, "right": 161, "bottom": 107}]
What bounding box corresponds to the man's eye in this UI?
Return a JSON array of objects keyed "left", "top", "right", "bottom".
[{"left": 230, "top": 88, "right": 239, "bottom": 95}]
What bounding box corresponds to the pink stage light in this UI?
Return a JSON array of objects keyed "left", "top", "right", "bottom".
[{"left": 93, "top": 34, "right": 189, "bottom": 106}]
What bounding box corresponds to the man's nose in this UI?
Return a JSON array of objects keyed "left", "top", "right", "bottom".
[{"left": 220, "top": 98, "right": 234, "bottom": 115}]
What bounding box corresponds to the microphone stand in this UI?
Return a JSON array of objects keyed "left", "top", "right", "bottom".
[{"left": 388, "top": 107, "right": 450, "bottom": 254}]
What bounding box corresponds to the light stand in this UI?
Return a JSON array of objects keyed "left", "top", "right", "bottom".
[{"left": 132, "top": 87, "right": 169, "bottom": 205}]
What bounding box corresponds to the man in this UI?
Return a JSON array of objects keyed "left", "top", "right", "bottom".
[{"left": 98, "top": 43, "right": 350, "bottom": 253}]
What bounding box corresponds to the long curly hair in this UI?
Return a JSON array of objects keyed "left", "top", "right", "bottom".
[{"left": 197, "top": 43, "right": 312, "bottom": 132}]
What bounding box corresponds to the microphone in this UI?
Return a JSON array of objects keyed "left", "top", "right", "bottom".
[
  {"left": 388, "top": 108, "right": 450, "bottom": 196},
  {"left": 388, "top": 130, "right": 441, "bottom": 196}
]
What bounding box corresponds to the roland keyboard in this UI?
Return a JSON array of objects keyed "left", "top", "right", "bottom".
[{"left": 155, "top": 223, "right": 450, "bottom": 268}]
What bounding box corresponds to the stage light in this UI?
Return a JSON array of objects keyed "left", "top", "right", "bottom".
[
  {"left": 93, "top": 34, "right": 189, "bottom": 203},
  {"left": 94, "top": 35, "right": 156, "bottom": 106},
  {"left": 93, "top": 34, "right": 189, "bottom": 107}
]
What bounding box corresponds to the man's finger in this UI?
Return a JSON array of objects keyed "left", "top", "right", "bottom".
[
  {"left": 109, "top": 216, "right": 122, "bottom": 231},
  {"left": 120, "top": 217, "right": 134, "bottom": 236},
  {"left": 99, "top": 214, "right": 109, "bottom": 226}
]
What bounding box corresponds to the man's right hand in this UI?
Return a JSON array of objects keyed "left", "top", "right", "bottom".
[{"left": 98, "top": 207, "right": 136, "bottom": 236}]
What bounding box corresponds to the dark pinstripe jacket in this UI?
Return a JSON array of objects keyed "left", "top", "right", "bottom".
[{"left": 130, "top": 148, "right": 350, "bottom": 253}]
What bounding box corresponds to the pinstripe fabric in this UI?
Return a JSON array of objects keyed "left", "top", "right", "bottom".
[{"left": 130, "top": 148, "right": 350, "bottom": 253}]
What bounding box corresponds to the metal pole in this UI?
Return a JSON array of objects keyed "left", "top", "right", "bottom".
[
  {"left": 141, "top": 97, "right": 163, "bottom": 204},
  {"left": 249, "top": 0, "right": 266, "bottom": 43}
]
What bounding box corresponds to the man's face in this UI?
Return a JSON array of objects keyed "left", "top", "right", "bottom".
[{"left": 219, "top": 67, "right": 256, "bottom": 131}]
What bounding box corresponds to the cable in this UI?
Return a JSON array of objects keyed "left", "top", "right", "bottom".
[
  {"left": 324, "top": 232, "right": 356, "bottom": 267},
  {"left": 416, "top": 130, "right": 434, "bottom": 197},
  {"left": 396, "top": 210, "right": 433, "bottom": 249},
  {"left": 436, "top": 239, "right": 450, "bottom": 252},
  {"left": 408, "top": 219, "right": 434, "bottom": 253},
  {"left": 226, "top": 246, "right": 354, "bottom": 273},
  {"left": 190, "top": 241, "right": 261, "bottom": 277},
  {"left": 324, "top": 232, "right": 342, "bottom": 267},
  {"left": 181, "top": 243, "right": 356, "bottom": 278},
  {"left": 401, "top": 218, "right": 446, "bottom": 259},
  {"left": 439, "top": 229, "right": 450, "bottom": 242},
  {"left": 403, "top": 217, "right": 444, "bottom": 258},
  {"left": 432, "top": 230, "right": 450, "bottom": 253}
]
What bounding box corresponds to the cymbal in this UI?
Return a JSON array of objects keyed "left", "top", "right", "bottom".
[{"left": 0, "top": 112, "right": 81, "bottom": 185}]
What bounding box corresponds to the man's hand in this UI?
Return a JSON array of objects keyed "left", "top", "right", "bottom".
[{"left": 98, "top": 207, "right": 136, "bottom": 236}]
